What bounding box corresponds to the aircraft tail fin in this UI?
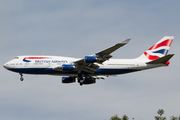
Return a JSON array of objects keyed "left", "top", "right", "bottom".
[{"left": 138, "top": 36, "right": 174, "bottom": 65}]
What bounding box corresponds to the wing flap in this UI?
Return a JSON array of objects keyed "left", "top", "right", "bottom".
[{"left": 81, "top": 63, "right": 99, "bottom": 74}]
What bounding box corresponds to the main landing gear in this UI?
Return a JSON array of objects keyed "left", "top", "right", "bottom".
[
  {"left": 79, "top": 80, "right": 83, "bottom": 86},
  {"left": 19, "top": 73, "right": 24, "bottom": 81},
  {"left": 78, "top": 74, "right": 83, "bottom": 86}
]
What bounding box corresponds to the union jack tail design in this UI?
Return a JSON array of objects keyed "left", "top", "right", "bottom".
[{"left": 138, "top": 36, "right": 174, "bottom": 65}]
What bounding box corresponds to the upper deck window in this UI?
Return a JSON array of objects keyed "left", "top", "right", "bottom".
[{"left": 15, "top": 57, "right": 19, "bottom": 59}]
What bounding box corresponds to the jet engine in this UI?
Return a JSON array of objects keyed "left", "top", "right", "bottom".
[
  {"left": 78, "top": 77, "right": 96, "bottom": 85},
  {"left": 62, "top": 64, "right": 76, "bottom": 71},
  {"left": 62, "top": 77, "right": 76, "bottom": 83},
  {"left": 84, "top": 55, "right": 112, "bottom": 63},
  {"left": 83, "top": 78, "right": 96, "bottom": 84},
  {"left": 84, "top": 56, "right": 97, "bottom": 63}
]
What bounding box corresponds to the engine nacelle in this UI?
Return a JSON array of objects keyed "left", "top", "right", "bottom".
[
  {"left": 82, "top": 77, "right": 96, "bottom": 84},
  {"left": 84, "top": 56, "right": 97, "bottom": 63},
  {"left": 62, "top": 64, "right": 76, "bottom": 71},
  {"left": 62, "top": 77, "right": 76, "bottom": 83}
]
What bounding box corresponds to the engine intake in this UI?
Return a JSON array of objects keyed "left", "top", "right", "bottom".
[
  {"left": 62, "top": 64, "right": 76, "bottom": 71},
  {"left": 84, "top": 56, "right": 97, "bottom": 63}
]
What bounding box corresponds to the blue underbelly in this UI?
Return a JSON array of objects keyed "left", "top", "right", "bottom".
[{"left": 8, "top": 68, "right": 140, "bottom": 75}]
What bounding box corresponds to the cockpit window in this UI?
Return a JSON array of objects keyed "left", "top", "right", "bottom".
[{"left": 15, "top": 57, "right": 19, "bottom": 59}]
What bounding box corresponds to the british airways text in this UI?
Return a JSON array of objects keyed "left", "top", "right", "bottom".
[{"left": 35, "top": 60, "right": 68, "bottom": 63}]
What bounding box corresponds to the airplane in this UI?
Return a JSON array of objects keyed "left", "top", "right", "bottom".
[{"left": 3, "top": 36, "right": 174, "bottom": 86}]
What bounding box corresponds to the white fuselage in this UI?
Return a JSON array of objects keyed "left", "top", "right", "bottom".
[{"left": 3, "top": 55, "right": 165, "bottom": 76}]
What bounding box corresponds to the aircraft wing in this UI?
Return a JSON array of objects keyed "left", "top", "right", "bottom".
[
  {"left": 73, "top": 38, "right": 131, "bottom": 74},
  {"left": 53, "top": 39, "right": 130, "bottom": 74},
  {"left": 95, "top": 38, "right": 131, "bottom": 58}
]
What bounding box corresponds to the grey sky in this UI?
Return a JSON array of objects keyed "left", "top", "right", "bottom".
[{"left": 1, "top": 0, "right": 180, "bottom": 120}]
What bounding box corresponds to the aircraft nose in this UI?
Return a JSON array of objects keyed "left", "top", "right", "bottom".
[
  {"left": 3, "top": 64, "right": 7, "bottom": 69},
  {"left": 3, "top": 62, "right": 9, "bottom": 69}
]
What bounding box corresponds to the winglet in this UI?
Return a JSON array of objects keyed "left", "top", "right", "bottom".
[
  {"left": 146, "top": 54, "right": 174, "bottom": 65},
  {"left": 121, "top": 38, "right": 131, "bottom": 44}
]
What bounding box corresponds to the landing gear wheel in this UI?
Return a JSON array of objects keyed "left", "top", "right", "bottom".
[
  {"left": 19, "top": 73, "right": 24, "bottom": 81},
  {"left": 20, "top": 77, "right": 24, "bottom": 81},
  {"left": 79, "top": 80, "right": 83, "bottom": 86}
]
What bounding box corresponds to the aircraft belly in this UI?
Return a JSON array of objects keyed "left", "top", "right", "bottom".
[
  {"left": 8, "top": 67, "right": 140, "bottom": 76},
  {"left": 7, "top": 68, "right": 77, "bottom": 75}
]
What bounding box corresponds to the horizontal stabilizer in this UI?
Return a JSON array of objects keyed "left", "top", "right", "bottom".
[{"left": 146, "top": 54, "right": 174, "bottom": 64}]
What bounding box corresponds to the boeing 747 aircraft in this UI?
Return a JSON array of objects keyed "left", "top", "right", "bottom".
[{"left": 3, "top": 36, "right": 174, "bottom": 86}]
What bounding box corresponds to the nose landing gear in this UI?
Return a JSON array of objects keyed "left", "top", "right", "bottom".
[{"left": 19, "top": 73, "right": 24, "bottom": 81}]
